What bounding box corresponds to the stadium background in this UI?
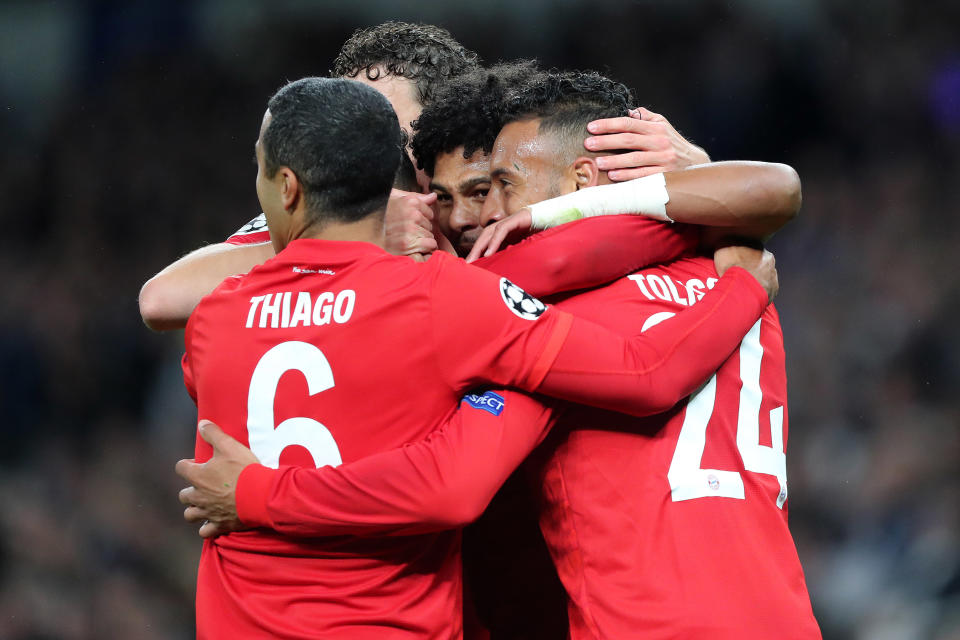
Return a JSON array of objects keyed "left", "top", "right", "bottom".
[{"left": 0, "top": 0, "right": 957, "bottom": 638}]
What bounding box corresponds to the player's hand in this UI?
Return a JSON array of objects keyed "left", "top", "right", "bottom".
[
  {"left": 465, "top": 209, "right": 533, "bottom": 262},
  {"left": 176, "top": 420, "right": 259, "bottom": 539},
  {"left": 384, "top": 189, "right": 439, "bottom": 261},
  {"left": 714, "top": 245, "right": 778, "bottom": 303},
  {"left": 585, "top": 107, "right": 710, "bottom": 181},
  {"left": 432, "top": 217, "right": 457, "bottom": 257}
]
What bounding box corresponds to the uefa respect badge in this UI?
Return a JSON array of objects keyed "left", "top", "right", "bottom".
[{"left": 461, "top": 390, "right": 506, "bottom": 416}]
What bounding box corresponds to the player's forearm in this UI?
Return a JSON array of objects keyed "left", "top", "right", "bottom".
[
  {"left": 538, "top": 267, "right": 767, "bottom": 417},
  {"left": 473, "top": 216, "right": 698, "bottom": 297},
  {"left": 235, "top": 393, "right": 556, "bottom": 537},
  {"left": 139, "top": 242, "right": 275, "bottom": 331},
  {"left": 663, "top": 161, "right": 801, "bottom": 242},
  {"left": 527, "top": 161, "right": 800, "bottom": 242}
]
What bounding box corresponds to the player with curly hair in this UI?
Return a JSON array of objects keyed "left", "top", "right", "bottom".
[
  {"left": 333, "top": 21, "right": 480, "bottom": 122},
  {"left": 408, "top": 60, "right": 540, "bottom": 255}
]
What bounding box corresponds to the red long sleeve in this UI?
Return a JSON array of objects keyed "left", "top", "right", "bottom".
[
  {"left": 236, "top": 391, "right": 558, "bottom": 537},
  {"left": 538, "top": 266, "right": 768, "bottom": 416},
  {"left": 472, "top": 215, "right": 698, "bottom": 297}
]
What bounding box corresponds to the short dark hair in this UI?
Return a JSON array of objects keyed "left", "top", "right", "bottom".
[
  {"left": 263, "top": 77, "right": 400, "bottom": 226},
  {"left": 411, "top": 61, "right": 542, "bottom": 176},
  {"left": 332, "top": 22, "right": 481, "bottom": 106},
  {"left": 501, "top": 70, "right": 633, "bottom": 161}
]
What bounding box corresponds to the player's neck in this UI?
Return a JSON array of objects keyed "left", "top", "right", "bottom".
[{"left": 300, "top": 213, "right": 386, "bottom": 248}]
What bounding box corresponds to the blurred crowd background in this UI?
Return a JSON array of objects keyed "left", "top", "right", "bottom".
[{"left": 0, "top": 0, "right": 957, "bottom": 638}]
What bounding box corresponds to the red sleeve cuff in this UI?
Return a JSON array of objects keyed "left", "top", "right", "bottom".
[{"left": 235, "top": 463, "right": 278, "bottom": 528}]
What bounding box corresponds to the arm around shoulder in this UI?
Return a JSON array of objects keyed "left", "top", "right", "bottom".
[
  {"left": 234, "top": 391, "right": 557, "bottom": 537},
  {"left": 672, "top": 161, "right": 801, "bottom": 244},
  {"left": 140, "top": 241, "right": 275, "bottom": 331}
]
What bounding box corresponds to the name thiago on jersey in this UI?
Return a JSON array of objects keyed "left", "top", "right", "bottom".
[{"left": 246, "top": 290, "right": 356, "bottom": 329}]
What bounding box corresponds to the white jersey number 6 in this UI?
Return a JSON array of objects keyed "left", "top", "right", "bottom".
[{"left": 247, "top": 341, "right": 343, "bottom": 469}]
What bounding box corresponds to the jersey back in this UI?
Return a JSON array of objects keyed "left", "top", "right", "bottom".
[
  {"left": 538, "top": 256, "right": 820, "bottom": 640},
  {"left": 183, "top": 238, "right": 567, "bottom": 640}
]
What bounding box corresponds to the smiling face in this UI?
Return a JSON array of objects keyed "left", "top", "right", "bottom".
[{"left": 429, "top": 147, "right": 491, "bottom": 256}]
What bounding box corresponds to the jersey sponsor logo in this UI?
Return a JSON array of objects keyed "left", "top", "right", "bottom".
[
  {"left": 462, "top": 390, "right": 505, "bottom": 416},
  {"left": 499, "top": 278, "right": 546, "bottom": 320},
  {"left": 292, "top": 266, "right": 336, "bottom": 275},
  {"left": 233, "top": 213, "right": 267, "bottom": 236}
]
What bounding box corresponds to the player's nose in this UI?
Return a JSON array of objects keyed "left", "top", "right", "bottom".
[
  {"left": 450, "top": 202, "right": 481, "bottom": 233},
  {"left": 480, "top": 190, "right": 506, "bottom": 227}
]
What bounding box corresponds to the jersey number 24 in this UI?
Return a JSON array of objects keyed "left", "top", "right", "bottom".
[{"left": 644, "top": 314, "right": 788, "bottom": 508}]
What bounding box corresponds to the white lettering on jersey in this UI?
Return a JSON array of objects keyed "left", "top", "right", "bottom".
[
  {"left": 245, "top": 290, "right": 356, "bottom": 328},
  {"left": 628, "top": 274, "right": 719, "bottom": 306}
]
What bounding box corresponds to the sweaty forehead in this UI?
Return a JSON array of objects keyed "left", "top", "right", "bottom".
[
  {"left": 433, "top": 148, "right": 490, "bottom": 187},
  {"left": 492, "top": 119, "right": 553, "bottom": 174}
]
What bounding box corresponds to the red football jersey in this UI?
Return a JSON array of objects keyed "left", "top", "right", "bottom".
[
  {"left": 183, "top": 238, "right": 572, "bottom": 639},
  {"left": 537, "top": 256, "right": 820, "bottom": 640}
]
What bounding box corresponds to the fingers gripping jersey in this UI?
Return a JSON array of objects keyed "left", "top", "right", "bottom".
[{"left": 538, "top": 257, "right": 820, "bottom": 640}]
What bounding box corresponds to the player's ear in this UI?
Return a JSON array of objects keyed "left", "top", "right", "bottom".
[
  {"left": 572, "top": 156, "right": 601, "bottom": 190},
  {"left": 279, "top": 167, "right": 301, "bottom": 212}
]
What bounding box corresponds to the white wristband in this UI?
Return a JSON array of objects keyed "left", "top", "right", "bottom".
[{"left": 527, "top": 173, "right": 672, "bottom": 230}]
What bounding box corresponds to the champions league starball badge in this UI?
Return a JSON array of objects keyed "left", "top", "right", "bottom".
[
  {"left": 237, "top": 214, "right": 268, "bottom": 235},
  {"left": 499, "top": 278, "right": 546, "bottom": 321}
]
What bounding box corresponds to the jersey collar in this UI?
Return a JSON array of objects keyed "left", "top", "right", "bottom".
[{"left": 277, "top": 238, "right": 388, "bottom": 265}]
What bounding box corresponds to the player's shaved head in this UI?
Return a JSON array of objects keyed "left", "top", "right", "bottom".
[
  {"left": 262, "top": 77, "right": 401, "bottom": 226},
  {"left": 501, "top": 70, "right": 633, "bottom": 163},
  {"left": 333, "top": 22, "right": 480, "bottom": 107}
]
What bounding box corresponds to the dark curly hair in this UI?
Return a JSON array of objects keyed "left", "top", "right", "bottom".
[
  {"left": 332, "top": 22, "right": 480, "bottom": 106},
  {"left": 501, "top": 70, "right": 633, "bottom": 160},
  {"left": 410, "top": 60, "right": 542, "bottom": 176}
]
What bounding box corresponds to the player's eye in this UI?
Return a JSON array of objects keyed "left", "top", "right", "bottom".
[
  {"left": 434, "top": 192, "right": 452, "bottom": 204},
  {"left": 472, "top": 188, "right": 489, "bottom": 200}
]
